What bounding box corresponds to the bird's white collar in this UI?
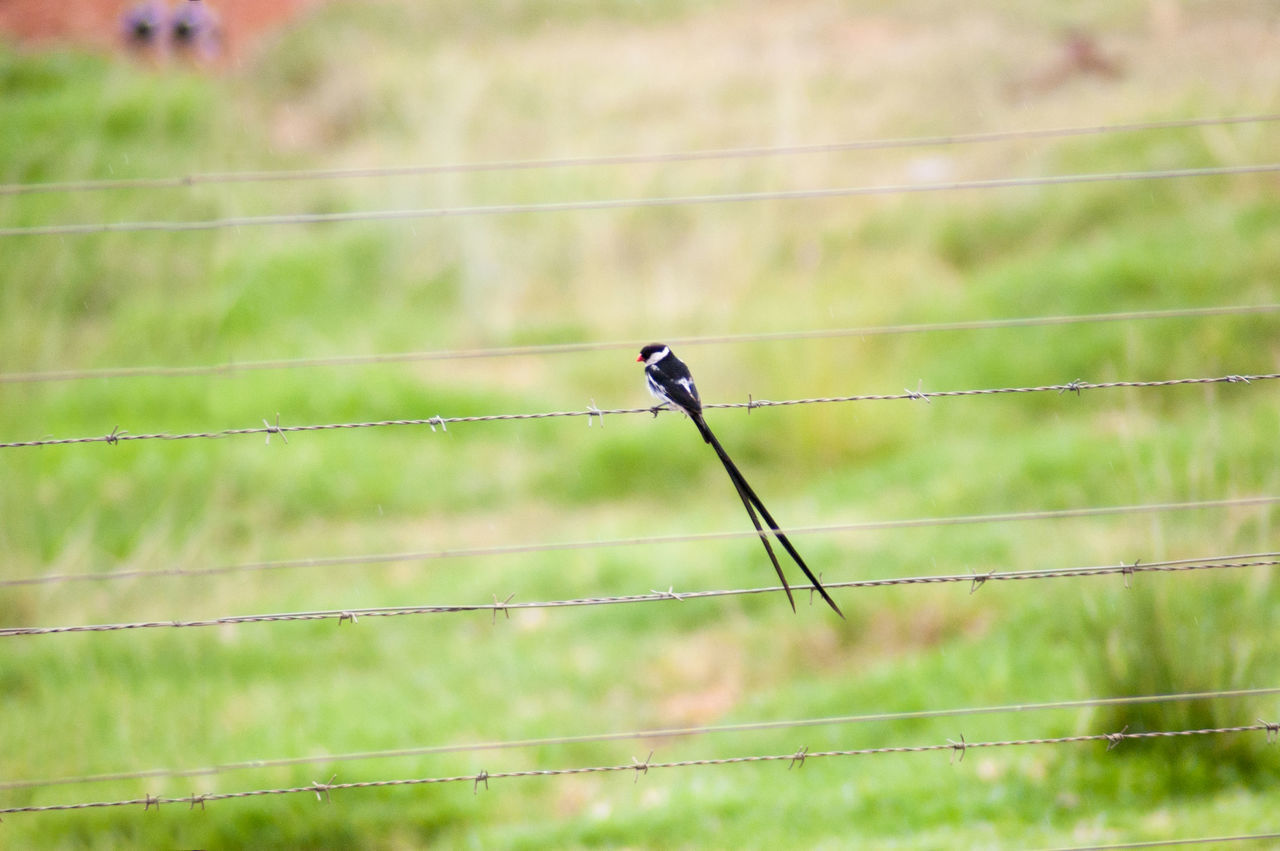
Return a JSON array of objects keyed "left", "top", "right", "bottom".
[{"left": 643, "top": 346, "right": 671, "bottom": 366}]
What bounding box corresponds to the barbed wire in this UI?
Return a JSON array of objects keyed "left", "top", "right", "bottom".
[
  {"left": 4, "top": 113, "right": 1275, "bottom": 197},
  {"left": 6, "top": 685, "right": 1276, "bottom": 794},
  {"left": 2, "top": 163, "right": 1277, "bottom": 238},
  {"left": 6, "top": 495, "right": 1277, "bottom": 589},
  {"left": 3, "top": 553, "right": 1275, "bottom": 638},
  {"left": 1, "top": 722, "right": 1273, "bottom": 815},
  {"left": 2, "top": 371, "right": 1274, "bottom": 450},
  {"left": 4, "top": 302, "right": 1275, "bottom": 385}
]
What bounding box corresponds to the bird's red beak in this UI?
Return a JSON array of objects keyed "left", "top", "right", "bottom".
[{"left": 636, "top": 354, "right": 644, "bottom": 362}]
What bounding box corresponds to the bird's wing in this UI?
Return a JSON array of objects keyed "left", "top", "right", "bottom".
[{"left": 652, "top": 364, "right": 702, "bottom": 414}]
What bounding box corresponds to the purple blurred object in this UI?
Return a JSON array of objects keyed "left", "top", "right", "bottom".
[
  {"left": 171, "top": 1, "right": 222, "bottom": 58},
  {"left": 121, "top": 1, "right": 166, "bottom": 48}
]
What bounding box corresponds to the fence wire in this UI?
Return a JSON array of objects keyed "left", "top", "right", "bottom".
[
  {"left": 2, "top": 371, "right": 1275, "bottom": 450},
  {"left": 7, "top": 495, "right": 1276, "bottom": 590},
  {"left": 3, "top": 302, "right": 1276, "bottom": 385},
  {"left": 3, "top": 163, "right": 1277, "bottom": 238},
  {"left": 5, "top": 685, "right": 1276, "bottom": 794},
  {"left": 3, "top": 553, "right": 1275, "bottom": 638},
  {"left": 1, "top": 722, "right": 1273, "bottom": 816},
  {"left": 1042, "top": 831, "right": 1280, "bottom": 851},
  {"left": 4, "top": 112, "right": 1275, "bottom": 197}
]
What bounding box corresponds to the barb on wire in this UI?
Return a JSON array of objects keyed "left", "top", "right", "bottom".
[
  {"left": 3, "top": 372, "right": 1277, "bottom": 450},
  {"left": 905, "top": 380, "right": 930, "bottom": 403},
  {"left": 1122, "top": 559, "right": 1139, "bottom": 589},
  {"left": 808, "top": 573, "right": 827, "bottom": 607},
  {"left": 262, "top": 414, "right": 287, "bottom": 446},
  {"left": 0, "top": 722, "right": 1269, "bottom": 816},
  {"left": 4, "top": 113, "right": 1276, "bottom": 197},
  {"left": 2, "top": 554, "right": 1275, "bottom": 638},
  {"left": 7, "top": 686, "right": 1279, "bottom": 794},
  {"left": 7, "top": 497, "right": 1277, "bottom": 590},
  {"left": 630, "top": 751, "right": 654, "bottom": 783},
  {"left": 1, "top": 163, "right": 1277, "bottom": 238},
  {"left": 5, "top": 303, "right": 1276, "bottom": 385},
  {"left": 491, "top": 593, "right": 514, "bottom": 625},
  {"left": 1106, "top": 725, "right": 1130, "bottom": 751},
  {"left": 311, "top": 775, "right": 336, "bottom": 803}
]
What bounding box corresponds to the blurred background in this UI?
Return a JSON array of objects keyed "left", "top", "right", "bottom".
[{"left": 1, "top": 0, "right": 1278, "bottom": 847}]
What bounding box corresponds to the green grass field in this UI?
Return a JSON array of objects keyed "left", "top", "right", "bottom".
[{"left": 2, "top": 1, "right": 1279, "bottom": 847}]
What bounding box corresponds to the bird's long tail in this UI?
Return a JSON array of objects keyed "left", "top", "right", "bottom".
[
  {"left": 713, "top": 439, "right": 796, "bottom": 612},
  {"left": 692, "top": 414, "right": 844, "bottom": 618}
]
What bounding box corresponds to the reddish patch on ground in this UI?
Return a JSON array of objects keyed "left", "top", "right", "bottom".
[{"left": 0, "top": 0, "right": 328, "bottom": 61}]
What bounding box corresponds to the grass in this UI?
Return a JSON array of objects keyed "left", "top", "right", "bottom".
[{"left": 2, "top": 0, "right": 1280, "bottom": 847}]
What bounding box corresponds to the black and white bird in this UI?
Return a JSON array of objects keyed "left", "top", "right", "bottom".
[{"left": 637, "top": 343, "right": 844, "bottom": 617}]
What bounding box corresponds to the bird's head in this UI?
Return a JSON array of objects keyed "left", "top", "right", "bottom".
[{"left": 637, "top": 344, "right": 670, "bottom": 365}]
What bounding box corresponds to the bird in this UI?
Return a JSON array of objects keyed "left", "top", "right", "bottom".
[{"left": 637, "top": 343, "right": 844, "bottom": 617}]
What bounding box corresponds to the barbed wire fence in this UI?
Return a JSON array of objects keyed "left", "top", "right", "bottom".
[
  {"left": 2, "top": 370, "right": 1275, "bottom": 450},
  {"left": 2, "top": 722, "right": 1277, "bottom": 817},
  {"left": 4, "top": 351, "right": 1279, "bottom": 818},
  {"left": 4, "top": 113, "right": 1279, "bottom": 845},
  {"left": 2, "top": 552, "right": 1277, "bottom": 637},
  {"left": 6, "top": 686, "right": 1278, "bottom": 794}
]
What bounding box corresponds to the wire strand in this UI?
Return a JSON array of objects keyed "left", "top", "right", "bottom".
[
  {"left": 5, "top": 685, "right": 1276, "bottom": 793},
  {"left": 2, "top": 163, "right": 1277, "bottom": 238},
  {"left": 0, "top": 723, "right": 1271, "bottom": 815},
  {"left": 6, "top": 496, "right": 1277, "bottom": 589},
  {"left": 4, "top": 302, "right": 1275, "bottom": 385},
  {"left": 3, "top": 553, "right": 1274, "bottom": 637},
  {"left": 1042, "top": 833, "right": 1280, "bottom": 851},
  {"left": 1, "top": 371, "right": 1274, "bottom": 450},
  {"left": 3, "top": 113, "right": 1276, "bottom": 197}
]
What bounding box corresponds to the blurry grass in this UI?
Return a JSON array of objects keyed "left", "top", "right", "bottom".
[
  {"left": 2, "top": 0, "right": 1280, "bottom": 847},
  {"left": 1075, "top": 574, "right": 1280, "bottom": 789}
]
